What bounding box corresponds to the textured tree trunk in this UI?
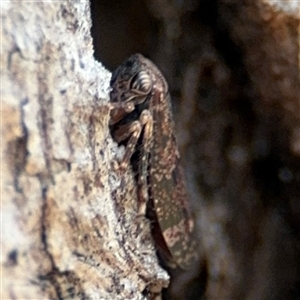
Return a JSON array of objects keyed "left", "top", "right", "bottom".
[{"left": 1, "top": 2, "right": 168, "bottom": 299}]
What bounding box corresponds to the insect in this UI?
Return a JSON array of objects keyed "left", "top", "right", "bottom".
[{"left": 109, "top": 53, "right": 198, "bottom": 269}]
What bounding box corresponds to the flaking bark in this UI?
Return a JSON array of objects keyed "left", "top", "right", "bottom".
[{"left": 1, "top": 2, "right": 168, "bottom": 299}]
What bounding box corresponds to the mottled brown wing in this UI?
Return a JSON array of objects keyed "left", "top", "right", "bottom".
[{"left": 149, "top": 90, "right": 199, "bottom": 270}]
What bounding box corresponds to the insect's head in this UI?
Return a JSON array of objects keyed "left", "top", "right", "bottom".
[
  {"left": 110, "top": 54, "right": 153, "bottom": 107},
  {"left": 109, "top": 54, "right": 168, "bottom": 125}
]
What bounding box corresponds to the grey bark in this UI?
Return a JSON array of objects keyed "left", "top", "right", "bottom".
[{"left": 1, "top": 2, "right": 168, "bottom": 299}]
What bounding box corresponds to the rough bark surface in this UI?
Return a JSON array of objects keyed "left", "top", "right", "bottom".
[{"left": 1, "top": 2, "right": 168, "bottom": 299}]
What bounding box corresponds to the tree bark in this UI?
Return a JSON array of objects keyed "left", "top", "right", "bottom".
[{"left": 1, "top": 2, "right": 168, "bottom": 299}]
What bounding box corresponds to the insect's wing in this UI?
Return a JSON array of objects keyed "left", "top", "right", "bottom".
[{"left": 149, "top": 94, "right": 199, "bottom": 270}]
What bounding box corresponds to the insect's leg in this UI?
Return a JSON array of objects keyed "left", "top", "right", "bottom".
[
  {"left": 137, "top": 110, "right": 153, "bottom": 216},
  {"left": 113, "top": 120, "right": 142, "bottom": 170},
  {"left": 112, "top": 109, "right": 153, "bottom": 217},
  {"left": 109, "top": 102, "right": 135, "bottom": 125}
]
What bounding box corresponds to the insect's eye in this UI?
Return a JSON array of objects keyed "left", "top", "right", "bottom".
[{"left": 130, "top": 71, "right": 152, "bottom": 94}]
